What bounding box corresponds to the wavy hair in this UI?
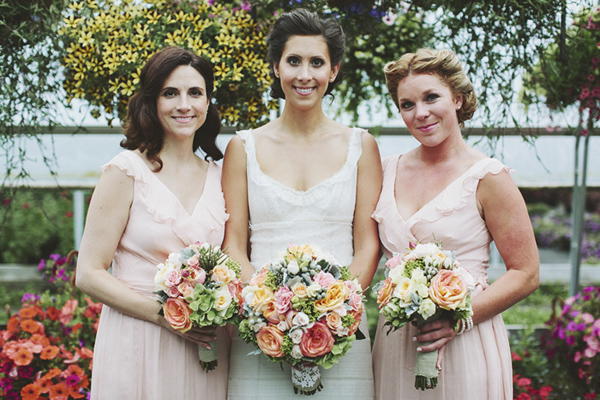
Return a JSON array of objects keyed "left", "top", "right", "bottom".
[
  {"left": 266, "top": 8, "right": 345, "bottom": 99},
  {"left": 384, "top": 48, "right": 477, "bottom": 125},
  {"left": 121, "top": 46, "right": 222, "bottom": 170}
]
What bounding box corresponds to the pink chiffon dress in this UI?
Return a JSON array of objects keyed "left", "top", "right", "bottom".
[
  {"left": 90, "top": 150, "right": 230, "bottom": 400},
  {"left": 371, "top": 155, "right": 513, "bottom": 400}
]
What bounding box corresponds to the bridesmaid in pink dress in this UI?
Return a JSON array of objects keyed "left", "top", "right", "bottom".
[
  {"left": 371, "top": 48, "right": 539, "bottom": 400},
  {"left": 75, "top": 47, "right": 230, "bottom": 399}
]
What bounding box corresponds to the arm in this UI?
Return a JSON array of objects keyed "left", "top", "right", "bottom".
[
  {"left": 416, "top": 169, "right": 539, "bottom": 354},
  {"left": 222, "top": 135, "right": 255, "bottom": 282},
  {"left": 350, "top": 132, "right": 383, "bottom": 290},
  {"left": 76, "top": 164, "right": 215, "bottom": 346}
]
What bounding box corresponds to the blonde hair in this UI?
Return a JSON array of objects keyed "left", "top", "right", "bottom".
[{"left": 384, "top": 48, "right": 477, "bottom": 124}]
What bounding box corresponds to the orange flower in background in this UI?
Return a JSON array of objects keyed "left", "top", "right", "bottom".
[
  {"left": 42, "top": 367, "right": 62, "bottom": 380},
  {"left": 13, "top": 346, "right": 34, "bottom": 366},
  {"left": 20, "top": 318, "right": 40, "bottom": 334},
  {"left": 72, "top": 322, "right": 83, "bottom": 334},
  {"left": 30, "top": 333, "right": 51, "bottom": 347},
  {"left": 38, "top": 378, "right": 53, "bottom": 393},
  {"left": 6, "top": 315, "right": 19, "bottom": 333},
  {"left": 20, "top": 306, "right": 38, "bottom": 319},
  {"left": 84, "top": 296, "right": 102, "bottom": 317},
  {"left": 47, "top": 306, "right": 60, "bottom": 321},
  {"left": 40, "top": 345, "right": 60, "bottom": 360},
  {"left": 78, "top": 347, "right": 94, "bottom": 359},
  {"left": 20, "top": 382, "right": 42, "bottom": 400},
  {"left": 49, "top": 382, "right": 69, "bottom": 399}
]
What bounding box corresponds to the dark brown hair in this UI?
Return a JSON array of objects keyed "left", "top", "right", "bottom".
[
  {"left": 384, "top": 48, "right": 477, "bottom": 125},
  {"left": 266, "top": 8, "right": 345, "bottom": 99},
  {"left": 121, "top": 46, "right": 222, "bottom": 170}
]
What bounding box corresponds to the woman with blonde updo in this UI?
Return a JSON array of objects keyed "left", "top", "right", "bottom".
[{"left": 371, "top": 48, "right": 539, "bottom": 399}]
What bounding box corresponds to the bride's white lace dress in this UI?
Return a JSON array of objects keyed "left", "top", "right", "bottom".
[{"left": 227, "top": 128, "right": 375, "bottom": 399}]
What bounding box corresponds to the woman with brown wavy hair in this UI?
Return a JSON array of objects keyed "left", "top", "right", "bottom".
[{"left": 76, "top": 46, "right": 230, "bottom": 399}]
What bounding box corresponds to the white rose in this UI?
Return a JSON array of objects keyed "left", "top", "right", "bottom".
[
  {"left": 418, "top": 298, "right": 437, "bottom": 320},
  {"left": 393, "top": 276, "right": 414, "bottom": 306},
  {"left": 307, "top": 283, "right": 322, "bottom": 298},
  {"left": 336, "top": 326, "right": 350, "bottom": 337},
  {"left": 289, "top": 328, "right": 304, "bottom": 344},
  {"left": 414, "top": 283, "right": 429, "bottom": 298},
  {"left": 388, "top": 266, "right": 405, "bottom": 285},
  {"left": 292, "top": 312, "right": 310, "bottom": 327},
  {"left": 214, "top": 287, "right": 233, "bottom": 314},
  {"left": 291, "top": 345, "right": 303, "bottom": 359},
  {"left": 154, "top": 263, "right": 172, "bottom": 291},
  {"left": 287, "top": 260, "right": 300, "bottom": 275},
  {"left": 411, "top": 269, "right": 427, "bottom": 286},
  {"left": 332, "top": 306, "right": 347, "bottom": 317},
  {"left": 167, "top": 253, "right": 183, "bottom": 268}
]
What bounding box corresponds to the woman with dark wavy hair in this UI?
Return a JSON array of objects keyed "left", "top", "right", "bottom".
[
  {"left": 76, "top": 46, "right": 230, "bottom": 399},
  {"left": 223, "top": 9, "right": 381, "bottom": 399}
]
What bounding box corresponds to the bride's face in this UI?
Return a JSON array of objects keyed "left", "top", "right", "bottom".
[{"left": 273, "top": 35, "right": 339, "bottom": 111}]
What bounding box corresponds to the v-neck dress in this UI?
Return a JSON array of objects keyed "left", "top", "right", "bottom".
[
  {"left": 227, "top": 128, "right": 375, "bottom": 399},
  {"left": 371, "top": 155, "right": 513, "bottom": 400},
  {"left": 90, "top": 150, "right": 230, "bottom": 400}
]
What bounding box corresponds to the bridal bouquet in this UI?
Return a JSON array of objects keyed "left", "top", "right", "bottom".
[
  {"left": 238, "top": 244, "right": 364, "bottom": 395},
  {"left": 374, "top": 242, "right": 475, "bottom": 390},
  {"left": 154, "top": 242, "right": 243, "bottom": 371}
]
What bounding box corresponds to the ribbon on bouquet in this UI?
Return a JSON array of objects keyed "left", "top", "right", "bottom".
[{"left": 291, "top": 364, "right": 323, "bottom": 396}]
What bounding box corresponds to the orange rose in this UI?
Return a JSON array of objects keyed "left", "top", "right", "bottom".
[
  {"left": 347, "top": 307, "right": 363, "bottom": 336},
  {"left": 429, "top": 269, "right": 468, "bottom": 310},
  {"left": 163, "top": 298, "right": 192, "bottom": 333},
  {"left": 299, "top": 321, "right": 334, "bottom": 357},
  {"left": 376, "top": 278, "right": 394, "bottom": 307},
  {"left": 325, "top": 312, "right": 343, "bottom": 332},
  {"left": 315, "top": 282, "right": 349, "bottom": 313},
  {"left": 256, "top": 325, "right": 285, "bottom": 357}
]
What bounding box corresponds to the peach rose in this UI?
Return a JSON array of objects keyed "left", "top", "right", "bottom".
[
  {"left": 250, "top": 267, "right": 270, "bottom": 286},
  {"left": 429, "top": 269, "right": 468, "bottom": 310},
  {"left": 251, "top": 286, "right": 275, "bottom": 314},
  {"left": 177, "top": 281, "right": 195, "bottom": 298},
  {"left": 326, "top": 312, "right": 343, "bottom": 332},
  {"left": 376, "top": 278, "right": 394, "bottom": 307},
  {"left": 263, "top": 300, "right": 281, "bottom": 324},
  {"left": 291, "top": 282, "right": 309, "bottom": 298},
  {"left": 256, "top": 325, "right": 285, "bottom": 358},
  {"left": 315, "top": 282, "right": 349, "bottom": 313},
  {"left": 299, "top": 321, "right": 334, "bottom": 357},
  {"left": 163, "top": 298, "right": 192, "bottom": 333},
  {"left": 211, "top": 264, "right": 235, "bottom": 284},
  {"left": 347, "top": 307, "right": 363, "bottom": 336},
  {"left": 164, "top": 269, "right": 182, "bottom": 288},
  {"left": 187, "top": 267, "right": 206, "bottom": 286}
]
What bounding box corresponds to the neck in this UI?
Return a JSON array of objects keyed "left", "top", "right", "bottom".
[
  {"left": 417, "top": 129, "right": 469, "bottom": 165},
  {"left": 159, "top": 136, "right": 198, "bottom": 165},
  {"left": 277, "top": 103, "right": 330, "bottom": 137}
]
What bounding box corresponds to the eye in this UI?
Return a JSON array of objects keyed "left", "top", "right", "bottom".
[
  {"left": 400, "top": 101, "right": 414, "bottom": 110},
  {"left": 310, "top": 58, "right": 325, "bottom": 67},
  {"left": 189, "top": 88, "right": 204, "bottom": 97},
  {"left": 425, "top": 93, "right": 439, "bottom": 102},
  {"left": 287, "top": 56, "right": 301, "bottom": 66},
  {"left": 162, "top": 89, "right": 177, "bottom": 98}
]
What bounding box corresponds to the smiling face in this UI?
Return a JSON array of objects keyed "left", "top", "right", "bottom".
[
  {"left": 274, "top": 35, "right": 339, "bottom": 111},
  {"left": 396, "top": 72, "right": 463, "bottom": 148},
  {"left": 157, "top": 65, "right": 209, "bottom": 142}
]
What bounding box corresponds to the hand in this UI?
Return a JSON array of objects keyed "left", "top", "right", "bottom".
[
  {"left": 159, "top": 317, "right": 217, "bottom": 348},
  {"left": 413, "top": 319, "right": 457, "bottom": 370}
]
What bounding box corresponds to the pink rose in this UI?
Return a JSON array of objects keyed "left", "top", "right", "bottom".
[
  {"left": 250, "top": 267, "right": 270, "bottom": 286},
  {"left": 177, "top": 281, "right": 195, "bottom": 298},
  {"left": 228, "top": 279, "right": 244, "bottom": 304},
  {"left": 385, "top": 254, "right": 403, "bottom": 269},
  {"left": 263, "top": 300, "right": 281, "bottom": 324},
  {"left": 376, "top": 278, "right": 394, "bottom": 307},
  {"left": 348, "top": 292, "right": 363, "bottom": 312},
  {"left": 187, "top": 255, "right": 199, "bottom": 269},
  {"left": 429, "top": 269, "right": 468, "bottom": 310},
  {"left": 166, "top": 286, "right": 181, "bottom": 298},
  {"left": 188, "top": 267, "right": 206, "bottom": 285},
  {"left": 164, "top": 269, "right": 182, "bottom": 288},
  {"left": 274, "top": 286, "right": 294, "bottom": 314},
  {"left": 163, "top": 298, "right": 192, "bottom": 333},
  {"left": 313, "top": 271, "right": 336, "bottom": 288},
  {"left": 256, "top": 325, "right": 285, "bottom": 357},
  {"left": 299, "top": 321, "right": 334, "bottom": 357}
]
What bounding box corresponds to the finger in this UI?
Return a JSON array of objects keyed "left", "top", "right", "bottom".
[
  {"left": 416, "top": 336, "right": 451, "bottom": 353},
  {"left": 436, "top": 345, "right": 446, "bottom": 370}
]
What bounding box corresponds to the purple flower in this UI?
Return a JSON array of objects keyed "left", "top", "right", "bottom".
[
  {"left": 583, "top": 286, "right": 595, "bottom": 293},
  {"left": 0, "top": 361, "right": 13, "bottom": 374},
  {"left": 65, "top": 374, "right": 81, "bottom": 386},
  {"left": 17, "top": 365, "right": 33, "bottom": 379},
  {"left": 558, "top": 328, "right": 567, "bottom": 339},
  {"left": 571, "top": 310, "right": 581, "bottom": 318},
  {"left": 577, "top": 323, "right": 587, "bottom": 332},
  {"left": 49, "top": 253, "right": 61, "bottom": 262},
  {"left": 20, "top": 292, "right": 40, "bottom": 303},
  {"left": 38, "top": 259, "right": 46, "bottom": 271},
  {"left": 0, "top": 377, "right": 13, "bottom": 390},
  {"left": 566, "top": 335, "right": 577, "bottom": 346},
  {"left": 567, "top": 321, "right": 578, "bottom": 331}
]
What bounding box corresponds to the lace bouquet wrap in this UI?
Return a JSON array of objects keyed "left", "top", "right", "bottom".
[
  {"left": 154, "top": 242, "right": 243, "bottom": 371},
  {"left": 238, "top": 244, "right": 365, "bottom": 395},
  {"left": 374, "top": 242, "right": 475, "bottom": 390}
]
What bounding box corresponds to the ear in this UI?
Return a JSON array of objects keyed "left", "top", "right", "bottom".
[
  {"left": 329, "top": 63, "right": 341, "bottom": 83},
  {"left": 273, "top": 62, "right": 280, "bottom": 79},
  {"left": 454, "top": 94, "right": 463, "bottom": 111}
]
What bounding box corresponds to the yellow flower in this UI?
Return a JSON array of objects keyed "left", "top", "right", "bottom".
[
  {"left": 68, "top": 1, "right": 83, "bottom": 11},
  {"left": 230, "top": 65, "right": 244, "bottom": 82},
  {"left": 215, "top": 33, "right": 231, "bottom": 47},
  {"left": 120, "top": 80, "right": 136, "bottom": 96},
  {"left": 78, "top": 31, "right": 94, "bottom": 47},
  {"left": 145, "top": 10, "right": 161, "bottom": 24}
]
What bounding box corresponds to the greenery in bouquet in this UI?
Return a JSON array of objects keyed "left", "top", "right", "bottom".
[
  {"left": 374, "top": 242, "right": 474, "bottom": 390},
  {"left": 543, "top": 286, "right": 600, "bottom": 397},
  {"left": 58, "top": 0, "right": 275, "bottom": 127},
  {"left": 0, "top": 253, "right": 102, "bottom": 400},
  {"left": 238, "top": 244, "right": 364, "bottom": 395},
  {"left": 154, "top": 242, "right": 243, "bottom": 371}
]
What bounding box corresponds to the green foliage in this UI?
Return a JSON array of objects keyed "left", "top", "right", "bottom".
[
  {"left": 0, "top": 189, "right": 81, "bottom": 264},
  {"left": 0, "top": 0, "right": 68, "bottom": 186}
]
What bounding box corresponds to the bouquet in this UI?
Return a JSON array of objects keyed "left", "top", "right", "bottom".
[
  {"left": 238, "top": 244, "right": 365, "bottom": 395},
  {"left": 374, "top": 242, "right": 475, "bottom": 390},
  {"left": 154, "top": 242, "right": 243, "bottom": 371}
]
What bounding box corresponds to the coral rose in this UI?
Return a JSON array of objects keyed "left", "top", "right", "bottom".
[
  {"left": 163, "top": 298, "right": 192, "bottom": 333},
  {"left": 429, "top": 269, "right": 468, "bottom": 310},
  {"left": 315, "top": 282, "right": 349, "bottom": 313},
  {"left": 377, "top": 278, "right": 394, "bottom": 307},
  {"left": 300, "top": 321, "right": 334, "bottom": 357},
  {"left": 256, "top": 325, "right": 285, "bottom": 357},
  {"left": 347, "top": 308, "right": 363, "bottom": 336}
]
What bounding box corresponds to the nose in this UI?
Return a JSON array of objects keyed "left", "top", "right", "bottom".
[
  {"left": 176, "top": 95, "right": 192, "bottom": 111},
  {"left": 414, "top": 102, "right": 429, "bottom": 119},
  {"left": 297, "top": 64, "right": 311, "bottom": 81}
]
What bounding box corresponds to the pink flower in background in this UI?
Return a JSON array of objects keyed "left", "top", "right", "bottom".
[{"left": 59, "top": 299, "right": 78, "bottom": 325}]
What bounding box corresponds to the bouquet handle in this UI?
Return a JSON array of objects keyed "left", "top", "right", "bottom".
[
  {"left": 414, "top": 313, "right": 441, "bottom": 390},
  {"left": 291, "top": 364, "right": 323, "bottom": 396},
  {"left": 198, "top": 339, "right": 219, "bottom": 372}
]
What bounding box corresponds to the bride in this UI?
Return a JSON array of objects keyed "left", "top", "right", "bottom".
[{"left": 222, "top": 8, "right": 382, "bottom": 400}]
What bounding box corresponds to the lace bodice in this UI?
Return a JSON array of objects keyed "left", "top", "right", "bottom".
[{"left": 238, "top": 128, "right": 364, "bottom": 269}]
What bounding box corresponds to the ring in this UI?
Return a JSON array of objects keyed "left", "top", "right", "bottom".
[{"left": 437, "top": 367, "right": 442, "bottom": 372}]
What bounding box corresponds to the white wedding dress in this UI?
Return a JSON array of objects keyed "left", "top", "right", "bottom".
[{"left": 227, "top": 128, "right": 375, "bottom": 399}]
